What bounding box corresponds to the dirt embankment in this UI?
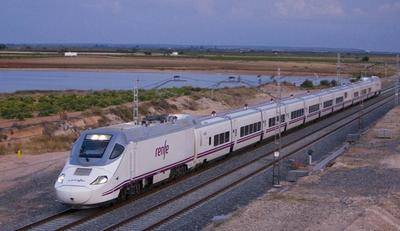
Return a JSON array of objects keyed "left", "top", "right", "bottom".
[
  {"left": 0, "top": 56, "right": 367, "bottom": 76},
  {"left": 0, "top": 84, "right": 308, "bottom": 155},
  {"left": 210, "top": 106, "right": 400, "bottom": 230}
]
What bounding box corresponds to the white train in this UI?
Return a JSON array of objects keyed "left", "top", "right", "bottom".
[{"left": 55, "top": 77, "right": 381, "bottom": 206}]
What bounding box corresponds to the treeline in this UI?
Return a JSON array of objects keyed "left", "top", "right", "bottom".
[{"left": 0, "top": 87, "right": 201, "bottom": 120}]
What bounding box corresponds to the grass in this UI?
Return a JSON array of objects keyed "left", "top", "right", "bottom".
[{"left": 0, "top": 87, "right": 205, "bottom": 120}]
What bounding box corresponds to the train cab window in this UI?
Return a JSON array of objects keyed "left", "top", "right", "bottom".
[
  {"left": 309, "top": 104, "right": 319, "bottom": 113},
  {"left": 110, "top": 143, "right": 125, "bottom": 159},
  {"left": 336, "top": 97, "right": 344, "bottom": 104},
  {"left": 323, "top": 100, "right": 333, "bottom": 108},
  {"left": 79, "top": 134, "right": 112, "bottom": 159},
  {"left": 344, "top": 92, "right": 348, "bottom": 99}
]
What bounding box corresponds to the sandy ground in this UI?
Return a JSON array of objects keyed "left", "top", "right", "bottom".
[
  {"left": 209, "top": 106, "right": 400, "bottom": 231},
  {"left": 0, "top": 56, "right": 360, "bottom": 76}
]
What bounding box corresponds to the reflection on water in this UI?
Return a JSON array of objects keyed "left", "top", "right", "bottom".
[{"left": 0, "top": 70, "right": 347, "bottom": 93}]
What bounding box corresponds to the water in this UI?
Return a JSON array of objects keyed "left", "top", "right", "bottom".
[{"left": 0, "top": 70, "right": 346, "bottom": 93}]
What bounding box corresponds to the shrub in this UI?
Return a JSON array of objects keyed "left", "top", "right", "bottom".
[
  {"left": 300, "top": 79, "right": 314, "bottom": 89},
  {"left": 319, "top": 80, "right": 330, "bottom": 87}
]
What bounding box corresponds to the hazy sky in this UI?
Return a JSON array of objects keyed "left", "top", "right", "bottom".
[{"left": 1, "top": 0, "right": 399, "bottom": 52}]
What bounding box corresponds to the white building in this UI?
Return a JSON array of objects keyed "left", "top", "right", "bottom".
[{"left": 64, "top": 52, "right": 78, "bottom": 57}]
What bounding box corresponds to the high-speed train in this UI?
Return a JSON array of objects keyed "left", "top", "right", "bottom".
[{"left": 55, "top": 77, "right": 381, "bottom": 206}]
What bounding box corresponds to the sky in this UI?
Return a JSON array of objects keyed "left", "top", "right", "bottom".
[{"left": 1, "top": 0, "right": 400, "bottom": 52}]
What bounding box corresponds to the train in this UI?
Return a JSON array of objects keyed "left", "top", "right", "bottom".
[{"left": 54, "top": 76, "right": 382, "bottom": 206}]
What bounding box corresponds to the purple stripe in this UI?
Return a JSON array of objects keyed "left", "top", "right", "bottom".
[
  {"left": 334, "top": 104, "right": 343, "bottom": 108},
  {"left": 265, "top": 123, "right": 286, "bottom": 133},
  {"left": 307, "top": 111, "right": 319, "bottom": 117},
  {"left": 197, "top": 142, "right": 233, "bottom": 157},
  {"left": 237, "top": 131, "right": 262, "bottom": 143},
  {"left": 102, "top": 156, "right": 195, "bottom": 195},
  {"left": 103, "top": 143, "right": 235, "bottom": 196},
  {"left": 289, "top": 116, "right": 305, "bottom": 124}
]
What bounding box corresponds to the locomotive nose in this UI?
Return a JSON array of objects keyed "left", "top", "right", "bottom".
[{"left": 55, "top": 186, "right": 92, "bottom": 205}]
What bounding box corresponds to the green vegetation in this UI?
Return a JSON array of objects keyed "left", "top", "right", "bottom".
[
  {"left": 300, "top": 79, "right": 314, "bottom": 89},
  {"left": 361, "top": 56, "right": 370, "bottom": 62},
  {"left": 0, "top": 87, "right": 204, "bottom": 120}
]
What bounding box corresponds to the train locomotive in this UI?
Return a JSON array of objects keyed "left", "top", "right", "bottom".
[{"left": 55, "top": 77, "right": 381, "bottom": 206}]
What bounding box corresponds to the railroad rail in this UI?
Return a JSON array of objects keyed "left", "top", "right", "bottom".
[{"left": 17, "top": 86, "right": 396, "bottom": 231}]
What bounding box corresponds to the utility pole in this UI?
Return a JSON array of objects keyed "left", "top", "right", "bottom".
[
  {"left": 133, "top": 78, "right": 139, "bottom": 125},
  {"left": 384, "top": 62, "right": 387, "bottom": 78},
  {"left": 273, "top": 67, "right": 282, "bottom": 188},
  {"left": 336, "top": 53, "right": 341, "bottom": 85},
  {"left": 396, "top": 55, "right": 399, "bottom": 105}
]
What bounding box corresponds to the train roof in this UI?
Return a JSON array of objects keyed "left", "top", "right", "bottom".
[
  {"left": 197, "top": 116, "right": 229, "bottom": 126},
  {"left": 87, "top": 116, "right": 197, "bottom": 142},
  {"left": 224, "top": 108, "right": 259, "bottom": 119}
]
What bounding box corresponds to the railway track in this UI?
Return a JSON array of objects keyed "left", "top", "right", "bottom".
[
  {"left": 18, "top": 86, "right": 396, "bottom": 231},
  {"left": 105, "top": 88, "right": 396, "bottom": 230}
]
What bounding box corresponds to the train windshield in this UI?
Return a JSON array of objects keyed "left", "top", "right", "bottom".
[{"left": 79, "top": 134, "right": 112, "bottom": 159}]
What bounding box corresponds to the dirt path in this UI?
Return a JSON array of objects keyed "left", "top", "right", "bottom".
[{"left": 209, "top": 106, "right": 400, "bottom": 231}]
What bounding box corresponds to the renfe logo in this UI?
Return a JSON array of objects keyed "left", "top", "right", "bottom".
[{"left": 155, "top": 140, "right": 169, "bottom": 160}]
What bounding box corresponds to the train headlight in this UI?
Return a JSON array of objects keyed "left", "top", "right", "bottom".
[
  {"left": 91, "top": 176, "right": 108, "bottom": 185},
  {"left": 57, "top": 174, "right": 65, "bottom": 183}
]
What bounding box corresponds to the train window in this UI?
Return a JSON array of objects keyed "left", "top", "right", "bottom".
[
  {"left": 258, "top": 121, "right": 262, "bottom": 130},
  {"left": 225, "top": 132, "right": 230, "bottom": 142},
  {"left": 290, "top": 109, "right": 304, "bottom": 119},
  {"left": 323, "top": 100, "right": 333, "bottom": 108},
  {"left": 280, "top": 115, "right": 285, "bottom": 123},
  {"left": 209, "top": 137, "right": 211, "bottom": 145},
  {"left": 354, "top": 92, "right": 359, "bottom": 97},
  {"left": 309, "top": 104, "right": 319, "bottom": 113},
  {"left": 336, "top": 97, "right": 344, "bottom": 104},
  {"left": 361, "top": 89, "right": 367, "bottom": 95},
  {"left": 344, "top": 92, "right": 348, "bottom": 98},
  {"left": 240, "top": 127, "right": 244, "bottom": 137},
  {"left": 245, "top": 125, "right": 249, "bottom": 135},
  {"left": 110, "top": 143, "right": 125, "bottom": 159},
  {"left": 368, "top": 88, "right": 371, "bottom": 93},
  {"left": 219, "top": 133, "right": 224, "bottom": 144},
  {"left": 214, "top": 134, "right": 219, "bottom": 146},
  {"left": 269, "top": 117, "right": 276, "bottom": 127},
  {"left": 249, "top": 124, "right": 253, "bottom": 133}
]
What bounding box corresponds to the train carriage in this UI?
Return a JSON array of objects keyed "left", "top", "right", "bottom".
[
  {"left": 256, "top": 102, "right": 287, "bottom": 140},
  {"left": 194, "top": 116, "right": 232, "bottom": 164},
  {"left": 225, "top": 109, "right": 263, "bottom": 151},
  {"left": 299, "top": 94, "right": 320, "bottom": 123},
  {"left": 286, "top": 97, "right": 306, "bottom": 129}
]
